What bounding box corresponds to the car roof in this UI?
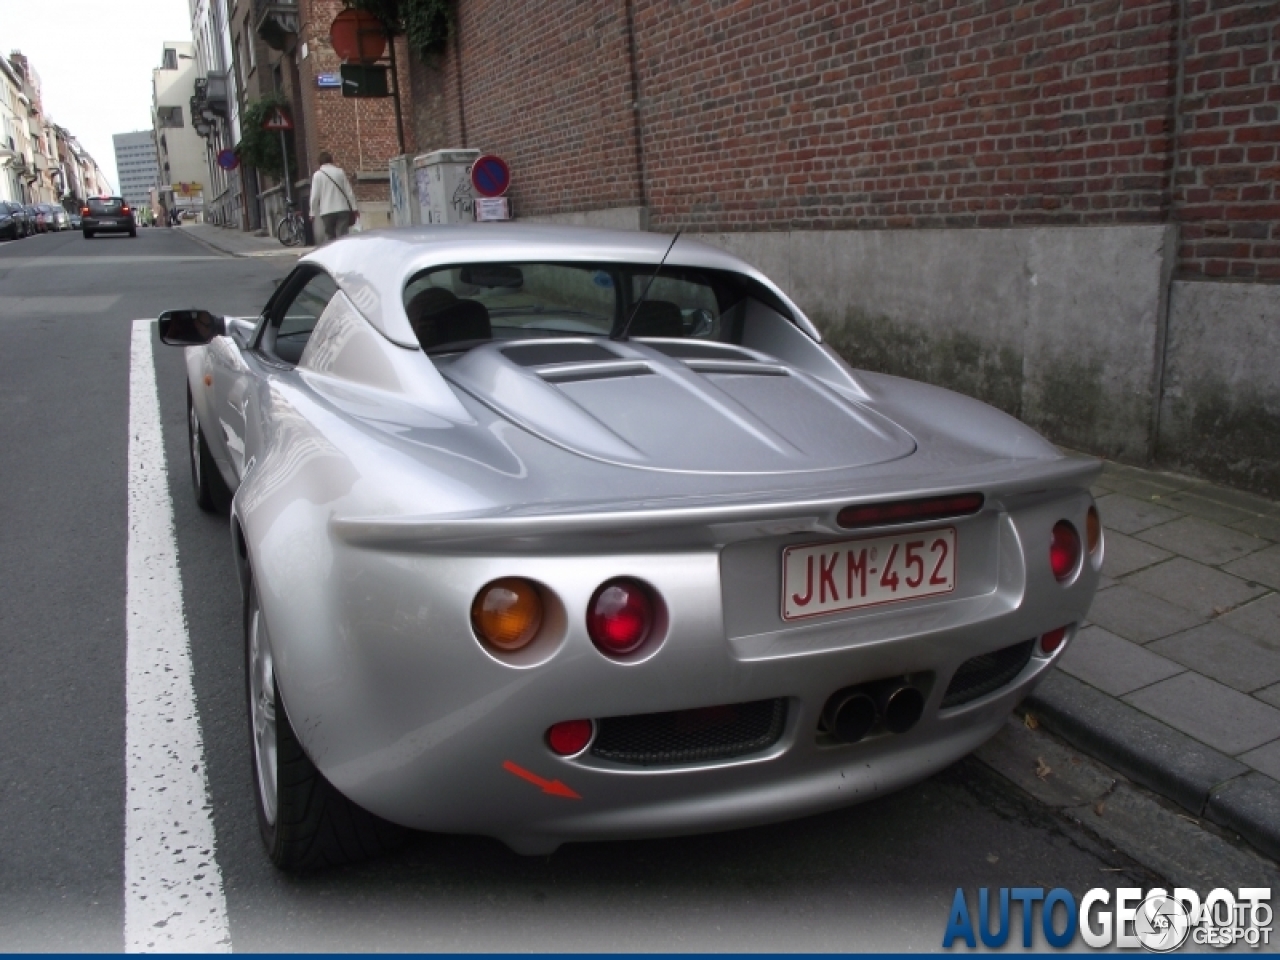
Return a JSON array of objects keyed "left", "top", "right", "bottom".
[{"left": 301, "top": 223, "right": 820, "bottom": 349}]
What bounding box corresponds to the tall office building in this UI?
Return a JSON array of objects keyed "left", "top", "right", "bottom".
[{"left": 112, "top": 130, "right": 159, "bottom": 207}]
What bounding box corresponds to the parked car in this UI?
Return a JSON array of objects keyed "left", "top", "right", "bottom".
[
  {"left": 25, "top": 203, "right": 47, "bottom": 233},
  {"left": 42, "top": 204, "right": 70, "bottom": 231},
  {"left": 159, "top": 225, "right": 1102, "bottom": 872},
  {"left": 4, "top": 202, "right": 29, "bottom": 236},
  {"left": 69, "top": 212, "right": 82, "bottom": 229},
  {"left": 81, "top": 196, "right": 136, "bottom": 238},
  {"left": 0, "top": 201, "right": 23, "bottom": 240}
]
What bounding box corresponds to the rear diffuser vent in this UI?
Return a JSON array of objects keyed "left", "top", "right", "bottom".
[
  {"left": 941, "top": 639, "right": 1034, "bottom": 708},
  {"left": 591, "top": 698, "right": 787, "bottom": 766}
]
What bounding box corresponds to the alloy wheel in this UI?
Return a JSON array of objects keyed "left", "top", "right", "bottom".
[{"left": 248, "top": 597, "right": 278, "bottom": 826}]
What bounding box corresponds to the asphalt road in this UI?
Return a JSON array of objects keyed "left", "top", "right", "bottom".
[{"left": 0, "top": 228, "right": 1257, "bottom": 951}]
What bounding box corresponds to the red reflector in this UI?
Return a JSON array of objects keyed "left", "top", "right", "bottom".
[
  {"left": 587, "top": 578, "right": 654, "bottom": 656},
  {"left": 837, "top": 493, "right": 984, "bottom": 529},
  {"left": 1050, "top": 521, "right": 1081, "bottom": 582},
  {"left": 1039, "top": 626, "right": 1068, "bottom": 654},
  {"left": 546, "top": 719, "right": 593, "bottom": 756}
]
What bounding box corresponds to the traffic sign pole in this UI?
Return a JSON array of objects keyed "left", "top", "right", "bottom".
[{"left": 280, "top": 129, "right": 292, "bottom": 205}]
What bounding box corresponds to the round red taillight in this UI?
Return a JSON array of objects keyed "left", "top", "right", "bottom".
[
  {"left": 546, "top": 719, "right": 594, "bottom": 756},
  {"left": 1039, "top": 626, "right": 1068, "bottom": 655},
  {"left": 587, "top": 578, "right": 654, "bottom": 656},
  {"left": 1050, "top": 521, "right": 1081, "bottom": 582}
]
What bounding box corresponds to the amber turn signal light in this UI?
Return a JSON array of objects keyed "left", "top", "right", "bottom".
[
  {"left": 1086, "top": 505, "right": 1102, "bottom": 556},
  {"left": 471, "top": 577, "right": 543, "bottom": 651}
]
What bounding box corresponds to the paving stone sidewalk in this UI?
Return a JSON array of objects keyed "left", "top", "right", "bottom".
[
  {"left": 175, "top": 221, "right": 314, "bottom": 258},
  {"left": 1028, "top": 459, "right": 1280, "bottom": 861}
]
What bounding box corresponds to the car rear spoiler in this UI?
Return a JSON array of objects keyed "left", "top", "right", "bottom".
[{"left": 330, "top": 456, "right": 1100, "bottom": 550}]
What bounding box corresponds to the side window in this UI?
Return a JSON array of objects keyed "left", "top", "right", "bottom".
[{"left": 267, "top": 271, "right": 338, "bottom": 364}]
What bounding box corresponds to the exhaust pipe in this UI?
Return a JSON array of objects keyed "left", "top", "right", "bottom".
[
  {"left": 822, "top": 689, "right": 878, "bottom": 743},
  {"left": 879, "top": 684, "right": 925, "bottom": 734}
]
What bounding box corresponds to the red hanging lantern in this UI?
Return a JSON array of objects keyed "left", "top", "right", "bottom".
[{"left": 329, "top": 8, "right": 388, "bottom": 64}]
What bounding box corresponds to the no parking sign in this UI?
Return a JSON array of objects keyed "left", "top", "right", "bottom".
[{"left": 470, "top": 155, "right": 510, "bottom": 198}]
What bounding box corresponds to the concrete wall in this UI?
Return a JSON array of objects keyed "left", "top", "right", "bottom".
[
  {"left": 1159, "top": 282, "right": 1280, "bottom": 496},
  {"left": 520, "top": 211, "right": 1280, "bottom": 496},
  {"left": 700, "top": 224, "right": 1176, "bottom": 463}
]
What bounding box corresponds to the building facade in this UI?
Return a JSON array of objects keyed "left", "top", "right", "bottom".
[
  {"left": 7, "top": 52, "right": 61, "bottom": 205},
  {"left": 190, "top": 0, "right": 240, "bottom": 226},
  {"left": 113, "top": 131, "right": 160, "bottom": 209},
  {"left": 152, "top": 41, "right": 209, "bottom": 218}
]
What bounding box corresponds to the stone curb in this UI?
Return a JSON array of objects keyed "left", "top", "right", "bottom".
[
  {"left": 173, "top": 225, "right": 311, "bottom": 260},
  {"left": 1026, "top": 671, "right": 1280, "bottom": 862},
  {"left": 171, "top": 225, "right": 239, "bottom": 259}
]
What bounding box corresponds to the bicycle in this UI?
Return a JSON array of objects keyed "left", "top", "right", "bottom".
[{"left": 275, "top": 201, "right": 307, "bottom": 247}]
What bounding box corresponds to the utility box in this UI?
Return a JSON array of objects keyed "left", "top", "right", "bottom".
[
  {"left": 388, "top": 154, "right": 418, "bottom": 227},
  {"left": 413, "top": 149, "right": 480, "bottom": 225}
]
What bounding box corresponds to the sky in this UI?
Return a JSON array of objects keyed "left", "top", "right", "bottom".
[{"left": 0, "top": 0, "right": 193, "bottom": 192}]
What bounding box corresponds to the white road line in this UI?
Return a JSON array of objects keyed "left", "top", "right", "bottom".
[{"left": 125, "top": 318, "right": 230, "bottom": 952}]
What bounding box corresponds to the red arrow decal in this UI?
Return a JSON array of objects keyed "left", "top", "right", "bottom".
[{"left": 502, "top": 760, "right": 581, "bottom": 799}]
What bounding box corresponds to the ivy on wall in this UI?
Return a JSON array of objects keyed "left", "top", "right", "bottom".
[
  {"left": 237, "top": 95, "right": 294, "bottom": 181},
  {"left": 347, "top": 0, "right": 452, "bottom": 59}
]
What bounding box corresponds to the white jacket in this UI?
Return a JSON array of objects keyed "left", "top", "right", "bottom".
[{"left": 310, "top": 163, "right": 355, "bottom": 218}]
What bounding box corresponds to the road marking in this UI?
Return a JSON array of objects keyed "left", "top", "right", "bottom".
[
  {"left": 0, "top": 294, "right": 122, "bottom": 314},
  {"left": 126, "top": 318, "right": 230, "bottom": 952}
]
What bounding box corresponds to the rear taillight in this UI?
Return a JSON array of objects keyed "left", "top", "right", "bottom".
[
  {"left": 1039, "top": 625, "right": 1068, "bottom": 655},
  {"left": 587, "top": 578, "right": 654, "bottom": 656},
  {"left": 471, "top": 578, "right": 543, "bottom": 652},
  {"left": 121, "top": 205, "right": 131, "bottom": 214},
  {"left": 1050, "top": 521, "right": 1081, "bottom": 582},
  {"left": 546, "top": 719, "right": 594, "bottom": 756},
  {"left": 837, "top": 493, "right": 984, "bottom": 529},
  {"left": 1086, "top": 505, "right": 1102, "bottom": 556},
  {"left": 81, "top": 207, "right": 89, "bottom": 216}
]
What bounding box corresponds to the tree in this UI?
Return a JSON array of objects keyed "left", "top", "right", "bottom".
[
  {"left": 237, "top": 95, "right": 295, "bottom": 181},
  {"left": 347, "top": 0, "right": 452, "bottom": 58}
]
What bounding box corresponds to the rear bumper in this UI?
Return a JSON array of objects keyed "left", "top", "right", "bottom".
[
  {"left": 83, "top": 218, "right": 133, "bottom": 232},
  {"left": 256, "top": 486, "right": 1099, "bottom": 851}
]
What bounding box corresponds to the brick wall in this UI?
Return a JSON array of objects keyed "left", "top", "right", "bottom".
[
  {"left": 1174, "top": 0, "right": 1280, "bottom": 279},
  {"left": 297, "top": 0, "right": 413, "bottom": 204},
  {"left": 403, "top": 0, "right": 1276, "bottom": 280},
  {"left": 411, "top": 0, "right": 643, "bottom": 218},
  {"left": 634, "top": 0, "right": 1178, "bottom": 231}
]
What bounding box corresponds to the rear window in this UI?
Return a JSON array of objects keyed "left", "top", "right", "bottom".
[{"left": 88, "top": 198, "right": 124, "bottom": 214}]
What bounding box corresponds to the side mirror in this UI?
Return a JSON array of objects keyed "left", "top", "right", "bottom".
[{"left": 158, "top": 309, "right": 225, "bottom": 345}]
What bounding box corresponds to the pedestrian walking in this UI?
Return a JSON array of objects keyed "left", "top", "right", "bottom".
[{"left": 310, "top": 151, "right": 357, "bottom": 244}]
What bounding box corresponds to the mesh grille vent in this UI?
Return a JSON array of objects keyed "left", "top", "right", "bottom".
[
  {"left": 941, "top": 639, "right": 1035, "bottom": 708},
  {"left": 591, "top": 698, "right": 787, "bottom": 766}
]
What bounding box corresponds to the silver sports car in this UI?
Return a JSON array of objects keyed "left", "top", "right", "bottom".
[{"left": 160, "top": 224, "right": 1101, "bottom": 871}]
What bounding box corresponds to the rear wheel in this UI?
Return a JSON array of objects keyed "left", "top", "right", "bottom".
[
  {"left": 129, "top": 229, "right": 137, "bottom": 238},
  {"left": 82, "top": 230, "right": 93, "bottom": 239},
  {"left": 245, "top": 574, "right": 407, "bottom": 871}
]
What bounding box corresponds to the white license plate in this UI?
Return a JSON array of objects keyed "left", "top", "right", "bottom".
[{"left": 781, "top": 527, "right": 957, "bottom": 620}]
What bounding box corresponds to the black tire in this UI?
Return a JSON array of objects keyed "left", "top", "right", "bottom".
[
  {"left": 245, "top": 574, "right": 407, "bottom": 871},
  {"left": 187, "top": 386, "right": 229, "bottom": 512},
  {"left": 129, "top": 229, "right": 137, "bottom": 238},
  {"left": 83, "top": 231, "right": 93, "bottom": 239}
]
